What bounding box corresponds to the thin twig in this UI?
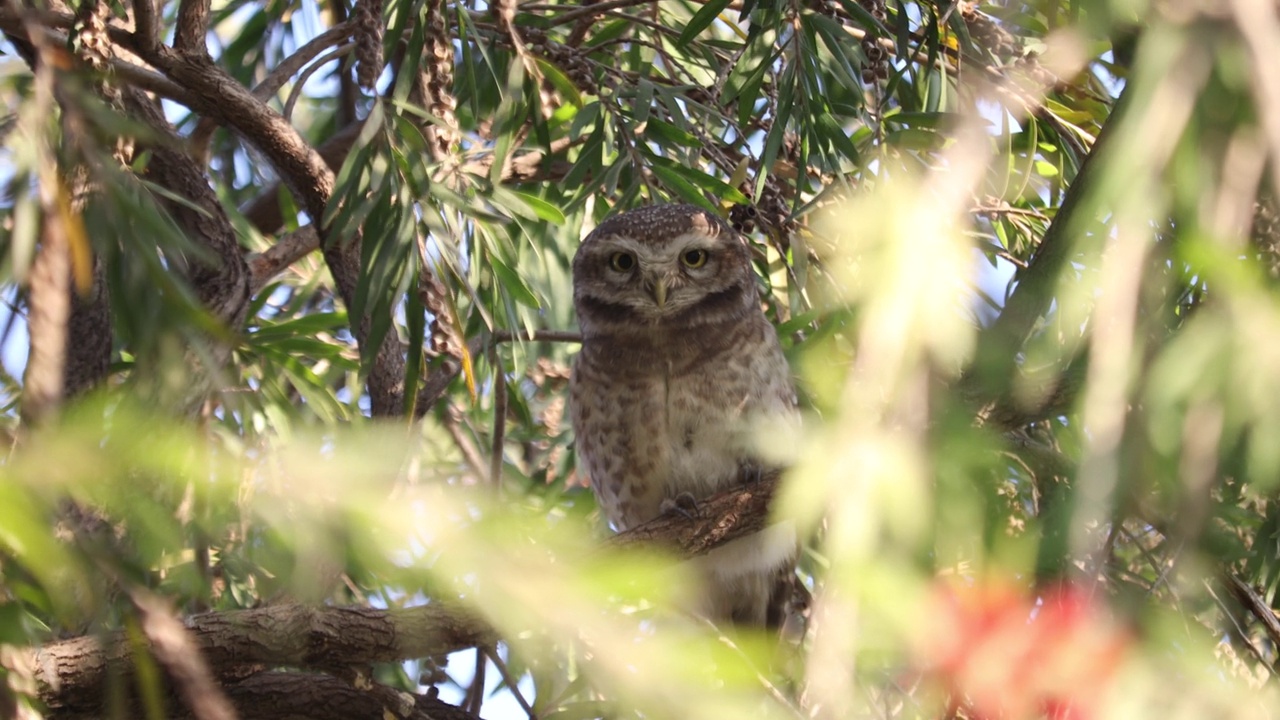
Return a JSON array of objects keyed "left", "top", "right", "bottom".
[
  {"left": 1226, "top": 571, "right": 1280, "bottom": 656},
  {"left": 484, "top": 645, "right": 537, "bottom": 720},
  {"left": 540, "top": 0, "right": 656, "bottom": 27},
  {"left": 490, "top": 329, "right": 583, "bottom": 344},
  {"left": 444, "top": 403, "right": 489, "bottom": 480},
  {"left": 284, "top": 43, "right": 356, "bottom": 121},
  {"left": 463, "top": 648, "right": 487, "bottom": 715},
  {"left": 704, "top": 617, "right": 808, "bottom": 719},
  {"left": 1208, "top": 578, "right": 1279, "bottom": 678}
]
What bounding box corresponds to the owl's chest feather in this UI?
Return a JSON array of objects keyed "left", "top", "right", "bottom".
[{"left": 571, "top": 324, "right": 791, "bottom": 530}]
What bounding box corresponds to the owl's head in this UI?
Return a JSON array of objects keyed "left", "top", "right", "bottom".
[{"left": 572, "top": 204, "right": 758, "bottom": 336}]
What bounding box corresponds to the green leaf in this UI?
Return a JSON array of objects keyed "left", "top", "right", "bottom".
[
  {"left": 815, "top": 113, "right": 860, "bottom": 165},
  {"left": 583, "top": 19, "right": 632, "bottom": 49},
  {"left": 650, "top": 164, "right": 716, "bottom": 211},
  {"left": 511, "top": 190, "right": 568, "bottom": 224},
  {"left": 250, "top": 312, "right": 349, "bottom": 342},
  {"left": 642, "top": 118, "right": 702, "bottom": 148},
  {"left": 403, "top": 266, "right": 426, "bottom": 416},
  {"left": 678, "top": 0, "right": 734, "bottom": 47},
  {"left": 535, "top": 57, "right": 584, "bottom": 109},
  {"left": 647, "top": 154, "right": 750, "bottom": 205},
  {"left": 489, "top": 252, "right": 541, "bottom": 309},
  {"left": 756, "top": 61, "right": 796, "bottom": 199}
]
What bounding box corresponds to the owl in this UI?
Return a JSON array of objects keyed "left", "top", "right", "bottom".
[{"left": 569, "top": 203, "right": 797, "bottom": 627}]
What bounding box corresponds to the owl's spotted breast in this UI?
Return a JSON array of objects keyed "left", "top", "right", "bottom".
[{"left": 571, "top": 313, "right": 791, "bottom": 528}]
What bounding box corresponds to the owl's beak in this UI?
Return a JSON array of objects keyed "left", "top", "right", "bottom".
[{"left": 650, "top": 277, "right": 668, "bottom": 308}]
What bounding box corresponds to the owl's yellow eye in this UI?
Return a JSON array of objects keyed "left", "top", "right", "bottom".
[
  {"left": 609, "top": 252, "right": 635, "bottom": 272},
  {"left": 680, "top": 248, "right": 709, "bottom": 268}
]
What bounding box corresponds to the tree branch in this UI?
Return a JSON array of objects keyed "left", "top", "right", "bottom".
[
  {"left": 970, "top": 86, "right": 1132, "bottom": 383},
  {"left": 240, "top": 120, "right": 365, "bottom": 234},
  {"left": 31, "top": 603, "right": 496, "bottom": 716},
  {"left": 123, "top": 88, "right": 250, "bottom": 327},
  {"left": 1225, "top": 571, "right": 1280, "bottom": 655},
  {"left": 219, "top": 672, "right": 482, "bottom": 720},
  {"left": 190, "top": 22, "right": 356, "bottom": 162},
  {"left": 131, "top": 0, "right": 160, "bottom": 54},
  {"left": 134, "top": 48, "right": 406, "bottom": 415},
  {"left": 248, "top": 226, "right": 320, "bottom": 295},
  {"left": 173, "top": 0, "right": 211, "bottom": 56},
  {"left": 48, "top": 670, "right": 484, "bottom": 720}
]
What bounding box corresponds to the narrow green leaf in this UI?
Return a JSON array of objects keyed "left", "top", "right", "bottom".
[
  {"left": 815, "top": 113, "right": 860, "bottom": 166},
  {"left": 756, "top": 62, "right": 796, "bottom": 199},
  {"left": 535, "top": 57, "right": 584, "bottom": 109},
  {"left": 403, "top": 265, "right": 426, "bottom": 416},
  {"left": 250, "top": 312, "right": 349, "bottom": 341},
  {"left": 583, "top": 19, "right": 632, "bottom": 49},
  {"left": 647, "top": 155, "right": 750, "bottom": 205},
  {"left": 678, "top": 0, "right": 733, "bottom": 47},
  {"left": 490, "top": 253, "right": 541, "bottom": 309},
  {"left": 642, "top": 118, "right": 702, "bottom": 148},
  {"left": 510, "top": 190, "right": 567, "bottom": 224},
  {"left": 650, "top": 164, "right": 716, "bottom": 211}
]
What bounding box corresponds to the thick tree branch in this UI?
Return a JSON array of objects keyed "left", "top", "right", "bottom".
[
  {"left": 63, "top": 256, "right": 111, "bottom": 398},
  {"left": 959, "top": 86, "right": 1134, "bottom": 430},
  {"left": 173, "top": 0, "right": 211, "bottom": 56},
  {"left": 144, "top": 52, "right": 334, "bottom": 220},
  {"left": 131, "top": 0, "right": 160, "bottom": 54},
  {"left": 123, "top": 88, "right": 250, "bottom": 327},
  {"left": 970, "top": 86, "right": 1131, "bottom": 382},
  {"left": 220, "top": 673, "right": 482, "bottom": 720},
  {"left": 49, "top": 671, "right": 484, "bottom": 720},
  {"left": 241, "top": 120, "right": 365, "bottom": 234},
  {"left": 31, "top": 603, "right": 495, "bottom": 716},
  {"left": 190, "top": 22, "right": 356, "bottom": 162},
  {"left": 248, "top": 226, "right": 320, "bottom": 295}
]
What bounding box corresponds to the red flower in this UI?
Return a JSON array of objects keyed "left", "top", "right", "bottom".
[{"left": 913, "top": 579, "right": 1130, "bottom": 720}]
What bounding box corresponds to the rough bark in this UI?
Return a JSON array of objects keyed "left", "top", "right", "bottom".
[
  {"left": 123, "top": 89, "right": 250, "bottom": 328},
  {"left": 30, "top": 603, "right": 495, "bottom": 716},
  {"left": 63, "top": 256, "right": 112, "bottom": 398},
  {"left": 47, "top": 671, "right": 484, "bottom": 720}
]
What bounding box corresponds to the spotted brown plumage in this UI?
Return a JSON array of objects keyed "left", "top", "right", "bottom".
[{"left": 569, "top": 204, "right": 797, "bottom": 627}]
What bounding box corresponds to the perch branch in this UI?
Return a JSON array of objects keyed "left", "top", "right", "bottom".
[{"left": 31, "top": 603, "right": 496, "bottom": 716}]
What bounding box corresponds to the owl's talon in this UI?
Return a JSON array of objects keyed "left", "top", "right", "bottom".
[
  {"left": 739, "top": 463, "right": 764, "bottom": 485},
  {"left": 660, "top": 492, "right": 700, "bottom": 520}
]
